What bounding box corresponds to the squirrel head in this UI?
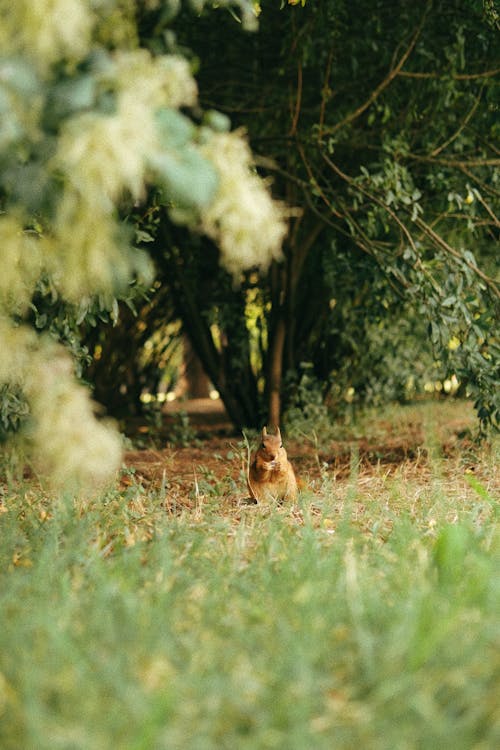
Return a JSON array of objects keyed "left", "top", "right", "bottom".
[{"left": 259, "top": 425, "right": 285, "bottom": 462}]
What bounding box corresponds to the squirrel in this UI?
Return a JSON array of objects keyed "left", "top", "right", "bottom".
[{"left": 247, "top": 426, "right": 298, "bottom": 503}]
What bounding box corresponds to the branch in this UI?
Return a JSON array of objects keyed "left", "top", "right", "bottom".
[
  {"left": 413, "top": 216, "right": 500, "bottom": 299},
  {"left": 318, "top": 47, "right": 334, "bottom": 141},
  {"left": 474, "top": 193, "right": 500, "bottom": 229},
  {"left": 328, "top": 1, "right": 431, "bottom": 135},
  {"left": 430, "top": 84, "right": 485, "bottom": 157},
  {"left": 290, "top": 220, "right": 325, "bottom": 293},
  {"left": 289, "top": 61, "right": 303, "bottom": 136},
  {"left": 458, "top": 165, "right": 500, "bottom": 198},
  {"left": 335, "top": 200, "right": 410, "bottom": 298},
  {"left": 322, "top": 153, "right": 420, "bottom": 256},
  {"left": 398, "top": 67, "right": 500, "bottom": 80},
  {"left": 296, "top": 140, "right": 343, "bottom": 218},
  {"left": 321, "top": 153, "right": 500, "bottom": 300},
  {"left": 408, "top": 154, "right": 500, "bottom": 168}
]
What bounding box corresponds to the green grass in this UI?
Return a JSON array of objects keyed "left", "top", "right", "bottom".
[{"left": 0, "top": 413, "right": 499, "bottom": 749}]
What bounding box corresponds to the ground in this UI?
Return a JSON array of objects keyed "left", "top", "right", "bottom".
[
  {"left": 1, "top": 398, "right": 498, "bottom": 749},
  {"left": 122, "top": 398, "right": 498, "bottom": 517}
]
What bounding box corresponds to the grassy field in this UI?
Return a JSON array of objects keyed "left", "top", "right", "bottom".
[{"left": 0, "top": 401, "right": 498, "bottom": 749}]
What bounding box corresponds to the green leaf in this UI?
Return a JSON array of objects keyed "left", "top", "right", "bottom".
[
  {"left": 155, "top": 108, "right": 196, "bottom": 149},
  {"left": 151, "top": 148, "right": 219, "bottom": 210},
  {"left": 441, "top": 296, "right": 456, "bottom": 307},
  {"left": 0, "top": 57, "right": 39, "bottom": 96},
  {"left": 135, "top": 229, "right": 155, "bottom": 244},
  {"left": 203, "top": 109, "right": 231, "bottom": 133},
  {"left": 44, "top": 75, "right": 96, "bottom": 128}
]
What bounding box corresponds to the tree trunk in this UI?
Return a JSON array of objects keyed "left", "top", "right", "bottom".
[
  {"left": 177, "top": 334, "right": 211, "bottom": 398},
  {"left": 267, "top": 314, "right": 286, "bottom": 429},
  {"left": 160, "top": 226, "right": 261, "bottom": 429}
]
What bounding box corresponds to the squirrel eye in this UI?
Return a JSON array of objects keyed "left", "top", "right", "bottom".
[{"left": 261, "top": 442, "right": 265, "bottom": 449}]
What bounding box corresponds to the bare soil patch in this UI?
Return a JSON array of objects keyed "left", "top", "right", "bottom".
[{"left": 122, "top": 400, "right": 496, "bottom": 514}]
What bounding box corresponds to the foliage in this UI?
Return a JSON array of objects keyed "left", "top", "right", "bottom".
[
  {"left": 149, "top": 0, "right": 498, "bottom": 431},
  {"left": 0, "top": 407, "right": 498, "bottom": 747},
  {"left": 167, "top": 410, "right": 198, "bottom": 446},
  {"left": 0, "top": 0, "right": 288, "bottom": 487},
  {"left": 2, "top": 0, "right": 498, "bottom": 479}
]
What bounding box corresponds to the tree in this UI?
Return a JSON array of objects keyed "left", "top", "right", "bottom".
[
  {"left": 147, "top": 0, "right": 498, "bottom": 431},
  {"left": 0, "top": 0, "right": 288, "bottom": 487}
]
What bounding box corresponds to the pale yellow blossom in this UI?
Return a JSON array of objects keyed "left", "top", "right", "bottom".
[
  {"left": 0, "top": 320, "right": 122, "bottom": 490},
  {"left": 200, "top": 131, "right": 288, "bottom": 276},
  {"left": 0, "top": 0, "right": 93, "bottom": 71},
  {"left": 0, "top": 216, "right": 43, "bottom": 314}
]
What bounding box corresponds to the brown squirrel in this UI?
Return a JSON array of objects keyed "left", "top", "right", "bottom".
[{"left": 247, "top": 426, "right": 298, "bottom": 503}]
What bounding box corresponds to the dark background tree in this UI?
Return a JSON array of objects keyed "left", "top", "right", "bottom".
[{"left": 88, "top": 0, "right": 499, "bottom": 432}]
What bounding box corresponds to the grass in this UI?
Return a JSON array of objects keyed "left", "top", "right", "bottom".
[{"left": 0, "top": 402, "right": 499, "bottom": 749}]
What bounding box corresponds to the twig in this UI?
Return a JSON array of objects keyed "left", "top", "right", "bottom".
[
  {"left": 398, "top": 67, "right": 500, "bottom": 80},
  {"left": 328, "top": 1, "right": 430, "bottom": 135},
  {"left": 458, "top": 165, "right": 500, "bottom": 198},
  {"left": 289, "top": 62, "right": 303, "bottom": 136},
  {"left": 408, "top": 155, "right": 500, "bottom": 168},
  {"left": 297, "top": 140, "right": 343, "bottom": 218},
  {"left": 322, "top": 153, "right": 419, "bottom": 255},
  {"left": 318, "top": 47, "right": 334, "bottom": 141},
  {"left": 430, "top": 84, "right": 485, "bottom": 157},
  {"left": 473, "top": 192, "right": 500, "bottom": 229},
  {"left": 321, "top": 153, "right": 499, "bottom": 298},
  {"left": 413, "top": 216, "right": 500, "bottom": 299}
]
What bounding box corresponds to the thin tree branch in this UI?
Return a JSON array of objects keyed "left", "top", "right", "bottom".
[
  {"left": 318, "top": 47, "right": 334, "bottom": 141},
  {"left": 296, "top": 140, "right": 343, "bottom": 218},
  {"left": 398, "top": 67, "right": 500, "bottom": 80},
  {"left": 430, "top": 83, "right": 485, "bottom": 157},
  {"left": 289, "top": 61, "right": 303, "bottom": 136},
  {"left": 408, "top": 154, "right": 500, "bottom": 168},
  {"left": 321, "top": 153, "right": 500, "bottom": 299},
  {"left": 474, "top": 192, "right": 500, "bottom": 228},
  {"left": 322, "top": 153, "right": 420, "bottom": 256},
  {"left": 412, "top": 216, "right": 500, "bottom": 299},
  {"left": 328, "top": 1, "right": 431, "bottom": 135},
  {"left": 458, "top": 165, "right": 500, "bottom": 198}
]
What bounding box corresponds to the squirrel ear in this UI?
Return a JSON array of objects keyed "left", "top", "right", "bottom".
[
  {"left": 262, "top": 426, "right": 267, "bottom": 437},
  {"left": 276, "top": 426, "right": 281, "bottom": 441}
]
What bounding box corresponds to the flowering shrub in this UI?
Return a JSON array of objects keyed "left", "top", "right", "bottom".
[
  {"left": 200, "top": 131, "right": 288, "bottom": 276},
  {"left": 0, "top": 0, "right": 285, "bottom": 489}
]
